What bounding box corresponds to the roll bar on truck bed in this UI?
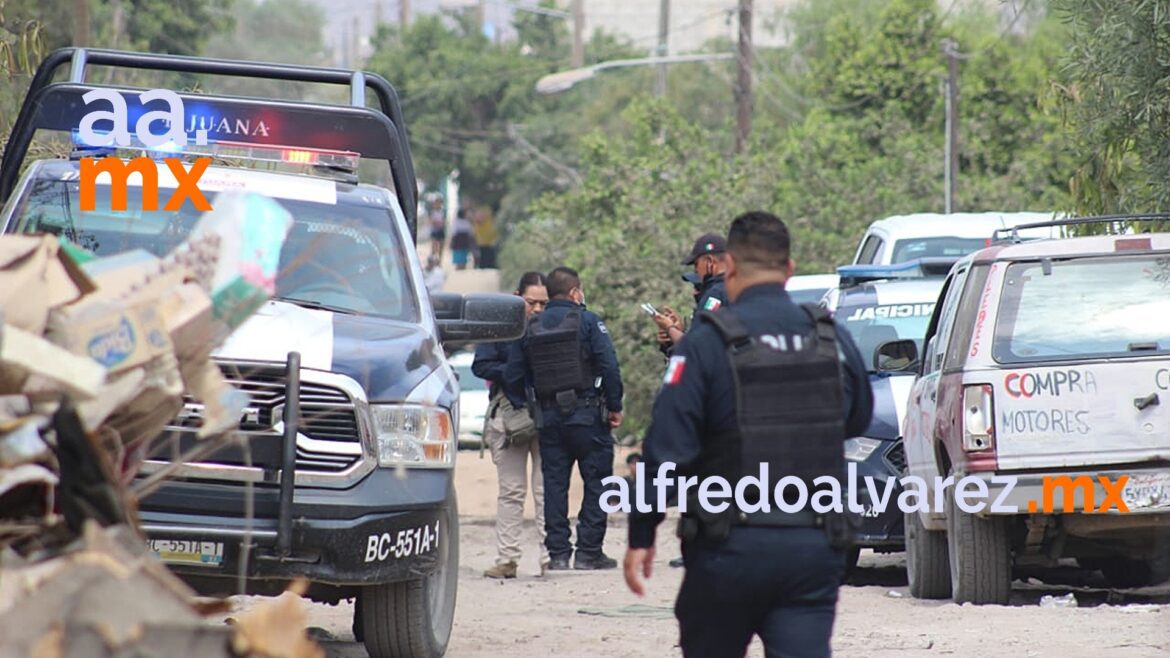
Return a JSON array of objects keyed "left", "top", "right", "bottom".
[{"left": 0, "top": 47, "right": 421, "bottom": 239}]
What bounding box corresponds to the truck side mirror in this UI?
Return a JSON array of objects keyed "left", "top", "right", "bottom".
[
  {"left": 874, "top": 339, "right": 919, "bottom": 373},
  {"left": 431, "top": 292, "right": 526, "bottom": 349}
]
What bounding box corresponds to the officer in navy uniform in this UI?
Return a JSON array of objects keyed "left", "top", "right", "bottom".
[
  {"left": 624, "top": 212, "right": 873, "bottom": 658},
  {"left": 655, "top": 233, "right": 731, "bottom": 355},
  {"left": 506, "top": 266, "right": 624, "bottom": 570}
]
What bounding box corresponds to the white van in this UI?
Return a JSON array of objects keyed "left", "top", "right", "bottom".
[{"left": 852, "top": 212, "right": 1061, "bottom": 266}]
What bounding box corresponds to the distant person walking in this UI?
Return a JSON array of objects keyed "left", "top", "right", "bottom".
[
  {"left": 473, "top": 207, "right": 499, "bottom": 269},
  {"left": 450, "top": 211, "right": 475, "bottom": 271},
  {"left": 427, "top": 197, "right": 447, "bottom": 259}
]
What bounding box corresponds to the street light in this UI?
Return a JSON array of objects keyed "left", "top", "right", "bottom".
[{"left": 534, "top": 53, "right": 735, "bottom": 95}]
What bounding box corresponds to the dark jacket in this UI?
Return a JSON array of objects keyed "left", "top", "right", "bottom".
[
  {"left": 629, "top": 282, "right": 874, "bottom": 548},
  {"left": 504, "top": 299, "right": 623, "bottom": 415},
  {"left": 661, "top": 273, "right": 729, "bottom": 358},
  {"left": 471, "top": 340, "right": 515, "bottom": 400}
]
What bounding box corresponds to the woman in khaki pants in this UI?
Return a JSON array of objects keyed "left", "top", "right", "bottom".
[{"left": 473, "top": 272, "right": 550, "bottom": 578}]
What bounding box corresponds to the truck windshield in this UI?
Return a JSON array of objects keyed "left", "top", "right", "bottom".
[
  {"left": 836, "top": 299, "right": 936, "bottom": 370},
  {"left": 10, "top": 173, "right": 420, "bottom": 321},
  {"left": 891, "top": 237, "right": 986, "bottom": 263},
  {"left": 993, "top": 255, "right": 1170, "bottom": 363}
]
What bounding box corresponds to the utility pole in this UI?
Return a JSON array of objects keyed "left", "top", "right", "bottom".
[
  {"left": 655, "top": 0, "right": 670, "bottom": 97},
  {"left": 942, "top": 38, "right": 960, "bottom": 214},
  {"left": 571, "top": 0, "right": 585, "bottom": 68},
  {"left": 734, "top": 0, "right": 753, "bottom": 153},
  {"left": 73, "top": 0, "right": 90, "bottom": 46},
  {"left": 352, "top": 16, "right": 362, "bottom": 66},
  {"left": 399, "top": 0, "right": 410, "bottom": 28}
]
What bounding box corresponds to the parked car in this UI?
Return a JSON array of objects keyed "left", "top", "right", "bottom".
[
  {"left": 448, "top": 350, "right": 491, "bottom": 449},
  {"left": 786, "top": 273, "right": 839, "bottom": 305},
  {"left": 901, "top": 217, "right": 1170, "bottom": 604},
  {"left": 822, "top": 264, "right": 952, "bottom": 566},
  {"left": 852, "top": 212, "right": 1061, "bottom": 266}
]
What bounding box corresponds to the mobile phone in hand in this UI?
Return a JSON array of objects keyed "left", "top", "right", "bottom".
[{"left": 641, "top": 303, "right": 659, "bottom": 316}]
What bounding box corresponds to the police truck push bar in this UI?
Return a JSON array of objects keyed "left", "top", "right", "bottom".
[{"left": 278, "top": 351, "right": 301, "bottom": 558}]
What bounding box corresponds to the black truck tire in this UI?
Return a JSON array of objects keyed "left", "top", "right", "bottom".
[
  {"left": 905, "top": 509, "right": 951, "bottom": 599},
  {"left": 359, "top": 495, "right": 459, "bottom": 658},
  {"left": 946, "top": 494, "right": 1011, "bottom": 604}
]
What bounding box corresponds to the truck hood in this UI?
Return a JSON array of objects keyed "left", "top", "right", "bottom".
[{"left": 214, "top": 300, "right": 448, "bottom": 402}]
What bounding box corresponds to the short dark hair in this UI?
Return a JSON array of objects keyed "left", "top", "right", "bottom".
[
  {"left": 626, "top": 452, "right": 642, "bottom": 464},
  {"left": 727, "top": 211, "right": 791, "bottom": 271},
  {"left": 516, "top": 271, "right": 546, "bottom": 295},
  {"left": 546, "top": 266, "right": 580, "bottom": 299}
]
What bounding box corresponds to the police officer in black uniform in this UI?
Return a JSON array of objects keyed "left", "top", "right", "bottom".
[
  {"left": 506, "top": 266, "right": 624, "bottom": 570},
  {"left": 655, "top": 233, "right": 730, "bottom": 354},
  {"left": 624, "top": 212, "right": 873, "bottom": 657}
]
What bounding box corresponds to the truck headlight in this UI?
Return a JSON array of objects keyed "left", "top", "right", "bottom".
[
  {"left": 370, "top": 404, "right": 454, "bottom": 468},
  {"left": 844, "top": 437, "right": 882, "bottom": 462}
]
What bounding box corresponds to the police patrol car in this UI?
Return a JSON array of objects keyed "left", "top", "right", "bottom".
[
  {"left": 822, "top": 260, "right": 954, "bottom": 567},
  {"left": 0, "top": 48, "right": 526, "bottom": 658},
  {"left": 852, "top": 212, "right": 1061, "bottom": 266}
]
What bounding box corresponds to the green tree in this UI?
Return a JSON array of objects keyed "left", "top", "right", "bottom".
[
  {"left": 503, "top": 0, "right": 1077, "bottom": 435},
  {"left": 1053, "top": 0, "right": 1170, "bottom": 222},
  {"left": 202, "top": 0, "right": 328, "bottom": 98}
]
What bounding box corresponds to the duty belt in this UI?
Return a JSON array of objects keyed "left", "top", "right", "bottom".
[
  {"left": 540, "top": 393, "right": 602, "bottom": 410},
  {"left": 733, "top": 508, "right": 823, "bottom": 528}
]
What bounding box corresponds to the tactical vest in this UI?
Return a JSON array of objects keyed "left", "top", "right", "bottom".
[
  {"left": 696, "top": 303, "right": 846, "bottom": 496},
  {"left": 525, "top": 310, "right": 594, "bottom": 402}
]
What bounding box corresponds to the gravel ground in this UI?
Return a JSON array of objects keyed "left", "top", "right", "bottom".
[{"left": 223, "top": 514, "right": 1170, "bottom": 658}]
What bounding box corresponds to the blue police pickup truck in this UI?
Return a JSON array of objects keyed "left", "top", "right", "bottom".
[{"left": 0, "top": 49, "right": 525, "bottom": 658}]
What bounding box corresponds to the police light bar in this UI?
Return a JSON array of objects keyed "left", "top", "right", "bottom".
[
  {"left": 69, "top": 130, "right": 360, "bottom": 172},
  {"left": 836, "top": 257, "right": 959, "bottom": 287}
]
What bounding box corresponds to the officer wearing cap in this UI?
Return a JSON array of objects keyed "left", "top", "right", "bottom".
[
  {"left": 654, "top": 233, "right": 730, "bottom": 353},
  {"left": 624, "top": 212, "right": 873, "bottom": 657},
  {"left": 505, "top": 266, "right": 624, "bottom": 571}
]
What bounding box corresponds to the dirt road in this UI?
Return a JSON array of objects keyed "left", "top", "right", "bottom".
[{"left": 221, "top": 453, "right": 1170, "bottom": 657}]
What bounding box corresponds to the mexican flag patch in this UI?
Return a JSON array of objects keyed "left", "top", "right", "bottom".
[
  {"left": 663, "top": 355, "right": 687, "bottom": 385},
  {"left": 703, "top": 297, "right": 722, "bottom": 311}
]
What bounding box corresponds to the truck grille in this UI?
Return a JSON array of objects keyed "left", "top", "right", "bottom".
[
  {"left": 164, "top": 363, "right": 364, "bottom": 474},
  {"left": 883, "top": 440, "right": 907, "bottom": 474}
]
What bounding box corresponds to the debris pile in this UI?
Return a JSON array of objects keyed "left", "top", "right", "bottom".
[{"left": 0, "top": 192, "right": 322, "bottom": 657}]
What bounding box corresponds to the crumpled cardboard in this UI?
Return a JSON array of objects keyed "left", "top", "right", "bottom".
[
  {"left": 0, "top": 322, "right": 107, "bottom": 398},
  {"left": 0, "top": 418, "right": 51, "bottom": 468},
  {"left": 45, "top": 300, "right": 174, "bottom": 374},
  {"left": 0, "top": 523, "right": 323, "bottom": 658},
  {"left": 0, "top": 235, "right": 95, "bottom": 336}
]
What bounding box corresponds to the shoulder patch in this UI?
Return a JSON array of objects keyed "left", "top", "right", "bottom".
[
  {"left": 597, "top": 321, "right": 609, "bottom": 335},
  {"left": 703, "top": 297, "right": 722, "bottom": 311},
  {"left": 663, "top": 355, "right": 687, "bottom": 385}
]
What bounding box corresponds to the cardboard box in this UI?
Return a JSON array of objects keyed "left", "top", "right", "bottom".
[
  {"left": 0, "top": 235, "right": 96, "bottom": 335},
  {"left": 0, "top": 322, "right": 107, "bottom": 398},
  {"left": 47, "top": 300, "right": 174, "bottom": 374},
  {"left": 79, "top": 249, "right": 166, "bottom": 303}
]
